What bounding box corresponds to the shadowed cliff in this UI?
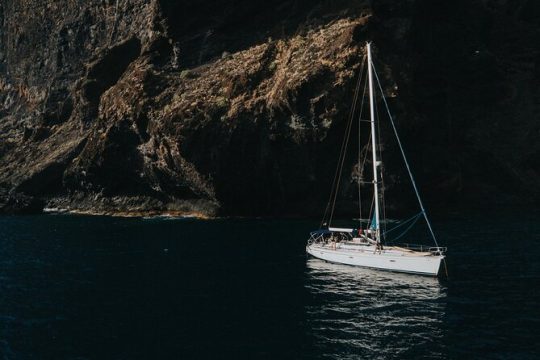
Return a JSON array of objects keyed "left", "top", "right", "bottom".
[{"left": 1, "top": 0, "right": 539, "bottom": 216}]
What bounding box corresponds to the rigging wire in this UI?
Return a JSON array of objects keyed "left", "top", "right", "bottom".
[
  {"left": 320, "top": 95, "right": 355, "bottom": 226},
  {"left": 373, "top": 94, "right": 388, "bottom": 242},
  {"left": 359, "top": 129, "right": 371, "bottom": 224},
  {"left": 328, "top": 84, "right": 360, "bottom": 224},
  {"left": 320, "top": 54, "right": 366, "bottom": 228},
  {"left": 370, "top": 60, "right": 440, "bottom": 248},
  {"left": 386, "top": 212, "right": 423, "bottom": 243},
  {"left": 357, "top": 70, "right": 369, "bottom": 226},
  {"left": 383, "top": 211, "right": 423, "bottom": 236}
]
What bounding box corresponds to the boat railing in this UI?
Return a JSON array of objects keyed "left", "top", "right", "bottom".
[
  {"left": 307, "top": 232, "right": 326, "bottom": 245},
  {"left": 400, "top": 243, "right": 447, "bottom": 255},
  {"left": 429, "top": 247, "right": 447, "bottom": 255},
  {"left": 307, "top": 230, "right": 352, "bottom": 246}
]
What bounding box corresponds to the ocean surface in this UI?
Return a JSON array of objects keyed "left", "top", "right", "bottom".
[{"left": 0, "top": 210, "right": 539, "bottom": 359}]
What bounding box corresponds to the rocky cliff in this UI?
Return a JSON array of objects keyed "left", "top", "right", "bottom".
[{"left": 1, "top": 0, "right": 539, "bottom": 217}]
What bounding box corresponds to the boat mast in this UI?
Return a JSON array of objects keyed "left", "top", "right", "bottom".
[{"left": 367, "top": 42, "right": 381, "bottom": 243}]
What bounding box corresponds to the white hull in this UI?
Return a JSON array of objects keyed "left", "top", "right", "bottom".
[{"left": 306, "top": 243, "right": 444, "bottom": 276}]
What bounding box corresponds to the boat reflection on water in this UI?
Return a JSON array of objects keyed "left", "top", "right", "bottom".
[{"left": 305, "top": 259, "right": 447, "bottom": 359}]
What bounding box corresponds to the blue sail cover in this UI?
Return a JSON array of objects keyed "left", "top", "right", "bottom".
[{"left": 370, "top": 217, "right": 377, "bottom": 230}]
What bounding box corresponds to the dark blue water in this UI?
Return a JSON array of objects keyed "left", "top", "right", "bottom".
[{"left": 0, "top": 210, "right": 539, "bottom": 359}]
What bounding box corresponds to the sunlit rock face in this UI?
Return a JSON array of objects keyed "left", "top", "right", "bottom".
[{"left": 0, "top": 0, "right": 539, "bottom": 216}]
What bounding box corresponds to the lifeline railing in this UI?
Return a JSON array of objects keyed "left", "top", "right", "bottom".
[
  {"left": 307, "top": 231, "right": 351, "bottom": 246},
  {"left": 399, "top": 243, "right": 447, "bottom": 255}
]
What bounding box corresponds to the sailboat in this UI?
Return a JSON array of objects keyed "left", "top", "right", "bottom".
[{"left": 306, "top": 42, "right": 447, "bottom": 277}]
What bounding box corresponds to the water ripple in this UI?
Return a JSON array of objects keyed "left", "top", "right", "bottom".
[{"left": 304, "top": 259, "right": 446, "bottom": 359}]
